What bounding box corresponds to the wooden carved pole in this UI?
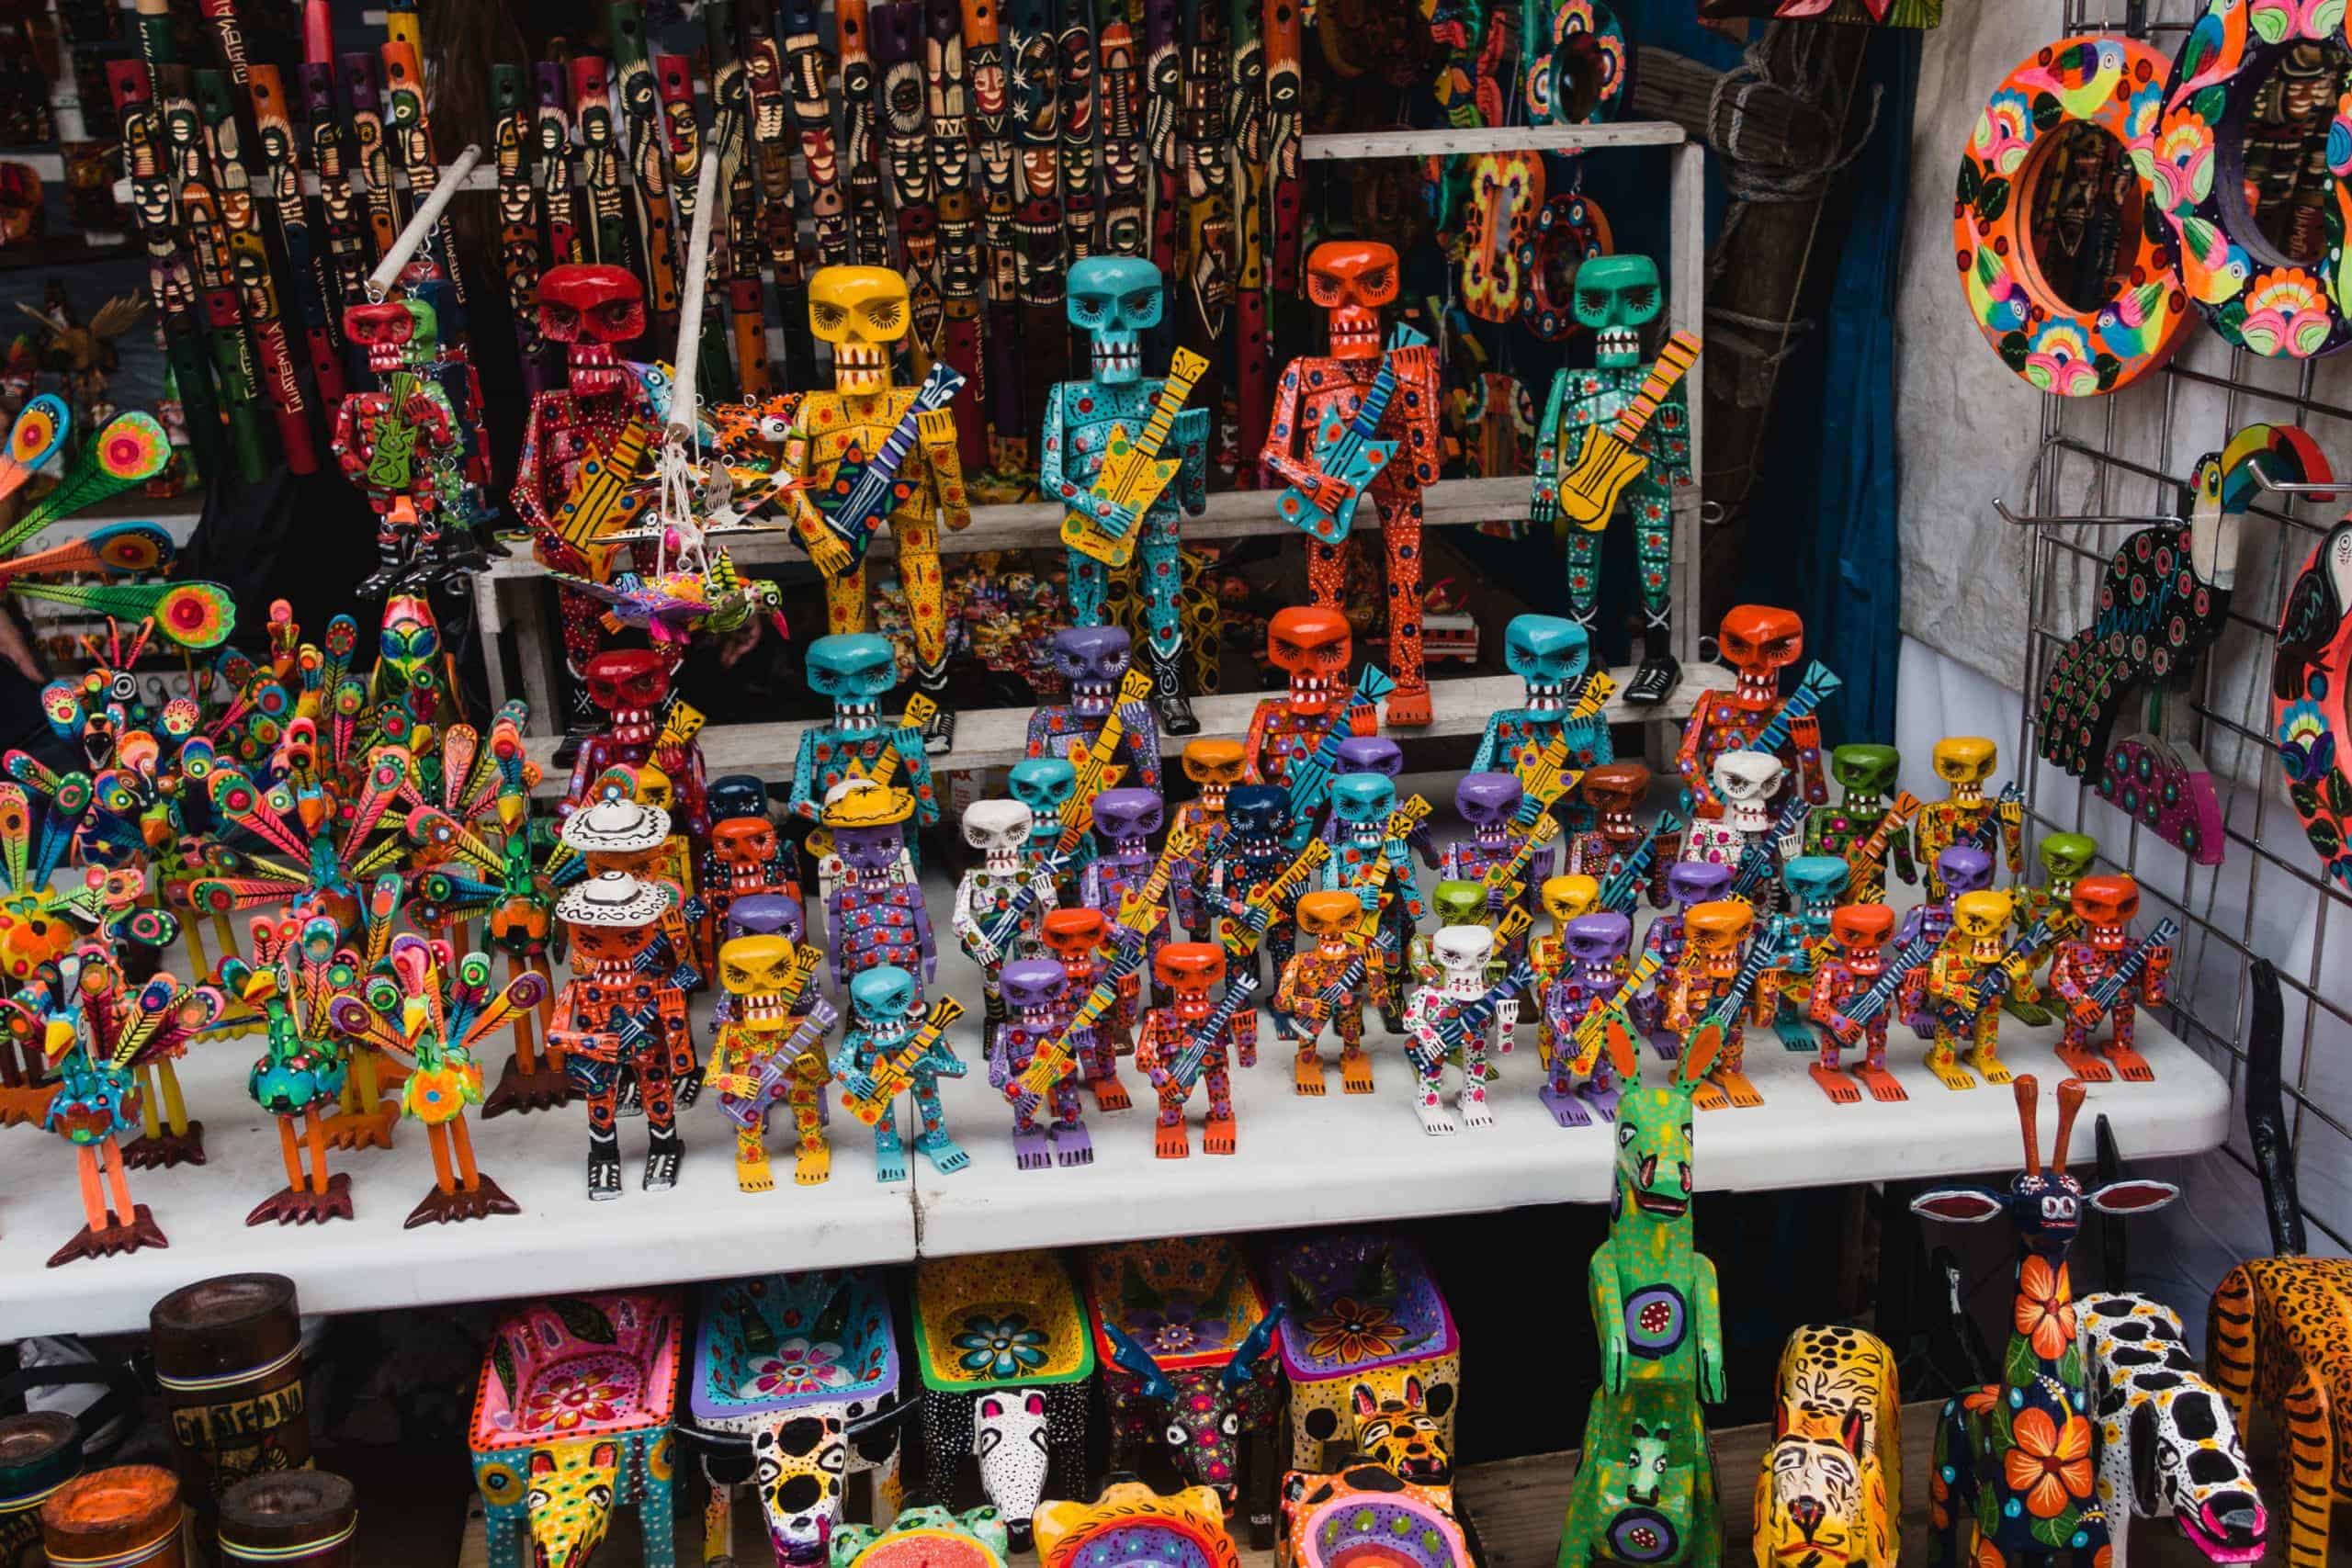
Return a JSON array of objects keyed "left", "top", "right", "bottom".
[
  {"left": 251, "top": 64, "right": 347, "bottom": 407},
  {"left": 218, "top": 1472, "right": 357, "bottom": 1568},
  {"left": 876, "top": 2, "right": 942, "bottom": 364},
  {"left": 1228, "top": 0, "right": 1271, "bottom": 479},
  {"left": 610, "top": 3, "right": 681, "bottom": 340},
  {"left": 962, "top": 0, "right": 1026, "bottom": 491},
  {"left": 1264, "top": 0, "right": 1302, "bottom": 292},
  {"left": 40, "top": 1467, "right": 186, "bottom": 1568},
  {"left": 1057, "top": 0, "right": 1099, "bottom": 262},
  {"left": 1144, "top": 0, "right": 1182, "bottom": 288},
  {"left": 927, "top": 0, "right": 986, "bottom": 463},
  {"left": 534, "top": 62, "right": 582, "bottom": 266},
  {"left": 107, "top": 59, "right": 225, "bottom": 479},
  {"left": 150, "top": 1274, "right": 311, "bottom": 1532},
  {"left": 742, "top": 4, "right": 815, "bottom": 386},
  {"left": 658, "top": 51, "right": 737, "bottom": 402},
  {"left": 380, "top": 39, "right": 468, "bottom": 301},
  {"left": 1098, "top": 15, "right": 1148, "bottom": 258},
  {"left": 705, "top": 5, "right": 775, "bottom": 398},
  {"left": 337, "top": 52, "right": 401, "bottom": 261},
  {"left": 492, "top": 63, "right": 548, "bottom": 396},
  {"left": 1010, "top": 0, "right": 1067, "bottom": 435},
  {"left": 782, "top": 0, "right": 854, "bottom": 268},
  {"left": 166, "top": 64, "right": 270, "bottom": 479},
  {"left": 838, "top": 0, "right": 896, "bottom": 268},
  {"left": 195, "top": 68, "right": 314, "bottom": 471},
  {"left": 1180, "top": 0, "right": 1232, "bottom": 476},
  {"left": 299, "top": 63, "right": 374, "bottom": 312},
  {"left": 573, "top": 56, "right": 634, "bottom": 273}
]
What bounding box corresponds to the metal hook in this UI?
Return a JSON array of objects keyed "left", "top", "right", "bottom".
[
  {"left": 2244, "top": 456, "right": 2343, "bottom": 499},
  {"left": 1991, "top": 497, "right": 2178, "bottom": 527}
]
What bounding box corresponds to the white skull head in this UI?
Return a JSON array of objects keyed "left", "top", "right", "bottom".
[
  {"left": 1710, "top": 750, "right": 1783, "bottom": 829},
  {"left": 963, "top": 798, "right": 1034, "bottom": 869},
  {"left": 1431, "top": 923, "right": 1494, "bottom": 988}
]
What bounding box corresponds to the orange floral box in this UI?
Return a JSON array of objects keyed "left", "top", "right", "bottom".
[{"left": 1268, "top": 1232, "right": 1459, "bottom": 1472}]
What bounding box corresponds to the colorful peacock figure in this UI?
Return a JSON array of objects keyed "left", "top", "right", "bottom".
[
  {"left": 325, "top": 897, "right": 548, "bottom": 1227},
  {"left": 399, "top": 705, "right": 580, "bottom": 1114},
  {"left": 218, "top": 911, "right": 356, "bottom": 1226},
  {"left": 0, "top": 941, "right": 225, "bottom": 1265}
]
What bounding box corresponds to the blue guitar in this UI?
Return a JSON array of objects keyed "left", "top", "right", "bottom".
[
  {"left": 1273, "top": 323, "right": 1429, "bottom": 544},
  {"left": 815, "top": 361, "right": 966, "bottom": 571}
]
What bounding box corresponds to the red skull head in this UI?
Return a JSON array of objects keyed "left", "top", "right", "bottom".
[
  {"left": 570, "top": 918, "right": 657, "bottom": 971},
  {"left": 539, "top": 264, "right": 645, "bottom": 398},
  {"left": 1581, "top": 761, "right": 1650, "bottom": 841},
  {"left": 1041, "top": 907, "right": 1107, "bottom": 963},
  {"left": 1830, "top": 902, "right": 1894, "bottom": 963},
  {"left": 1266, "top": 606, "right": 1352, "bottom": 716},
  {"left": 1718, "top": 604, "right": 1804, "bottom": 707},
  {"left": 585, "top": 649, "right": 669, "bottom": 747},
  {"left": 711, "top": 817, "right": 780, "bottom": 884},
  {"left": 1154, "top": 942, "right": 1226, "bottom": 1010},
  {"left": 2071, "top": 874, "right": 2139, "bottom": 947},
  {"left": 1306, "top": 240, "right": 1399, "bottom": 359},
  {"left": 343, "top": 299, "right": 431, "bottom": 376}
]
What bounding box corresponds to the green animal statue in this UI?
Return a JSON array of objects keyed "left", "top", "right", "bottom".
[{"left": 1555, "top": 1011, "right": 1724, "bottom": 1568}]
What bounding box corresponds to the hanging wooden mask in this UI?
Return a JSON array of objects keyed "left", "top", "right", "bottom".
[
  {"left": 1522, "top": 0, "right": 1628, "bottom": 128},
  {"left": 1955, "top": 34, "right": 2190, "bottom": 395},
  {"left": 1518, "top": 190, "right": 1613, "bottom": 340}
]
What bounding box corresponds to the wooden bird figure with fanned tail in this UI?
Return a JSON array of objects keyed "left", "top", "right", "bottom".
[
  {"left": 190, "top": 749, "right": 413, "bottom": 948},
  {"left": 219, "top": 912, "right": 357, "bottom": 1226},
  {"left": 0, "top": 942, "right": 226, "bottom": 1266},
  {"left": 2036, "top": 424, "right": 2331, "bottom": 777},
  {"left": 325, "top": 893, "right": 548, "bottom": 1228}
]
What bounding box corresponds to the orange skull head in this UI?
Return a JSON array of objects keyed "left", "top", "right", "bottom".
[
  {"left": 1154, "top": 942, "right": 1226, "bottom": 1002},
  {"left": 1718, "top": 605, "right": 1804, "bottom": 700},
  {"left": 1306, "top": 241, "right": 1398, "bottom": 359},
  {"left": 1267, "top": 606, "right": 1352, "bottom": 715}
]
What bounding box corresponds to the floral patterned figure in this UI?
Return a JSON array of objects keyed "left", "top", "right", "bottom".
[
  {"left": 1173, "top": 739, "right": 1247, "bottom": 939},
  {"left": 1530, "top": 255, "right": 1691, "bottom": 705},
  {"left": 1442, "top": 771, "right": 1550, "bottom": 940},
  {"left": 1911, "top": 736, "right": 2023, "bottom": 902},
  {"left": 1804, "top": 903, "right": 1909, "bottom": 1106},
  {"left": 1042, "top": 256, "right": 1211, "bottom": 731},
  {"left": 788, "top": 633, "right": 942, "bottom": 836},
  {"left": 1321, "top": 737, "right": 1442, "bottom": 870},
  {"left": 2049, "top": 874, "right": 2170, "bottom": 1085},
  {"left": 1897, "top": 846, "right": 1995, "bottom": 1035},
  {"left": 1317, "top": 774, "right": 1430, "bottom": 1033},
  {"left": 1804, "top": 744, "right": 1918, "bottom": 906},
  {"left": 560, "top": 773, "right": 707, "bottom": 1116},
  {"left": 552, "top": 872, "right": 686, "bottom": 1199},
  {"left": 559, "top": 649, "right": 711, "bottom": 846},
  {"left": 221, "top": 912, "right": 356, "bottom": 1225},
  {"left": 994, "top": 958, "right": 1091, "bottom": 1169},
  {"left": 1245, "top": 607, "right": 1380, "bottom": 791},
  {"left": 1633, "top": 861, "right": 1730, "bottom": 1043},
  {"left": 1206, "top": 785, "right": 1299, "bottom": 996},
  {"left": 1679, "top": 751, "right": 1793, "bottom": 896},
  {"left": 954, "top": 799, "right": 1063, "bottom": 1045},
  {"left": 1566, "top": 762, "right": 1672, "bottom": 906},
  {"left": 1276, "top": 891, "right": 1382, "bottom": 1096},
  {"left": 1912, "top": 1077, "right": 2179, "bottom": 1568},
  {"left": 1674, "top": 605, "right": 1827, "bottom": 821},
  {"left": 510, "top": 263, "right": 657, "bottom": 740},
  {"left": 1134, "top": 942, "right": 1258, "bottom": 1158},
  {"left": 1077, "top": 788, "right": 1168, "bottom": 1053},
  {"left": 1471, "top": 615, "right": 1615, "bottom": 818},
  {"left": 2007, "top": 832, "right": 2097, "bottom": 1028},
  {"left": 708, "top": 934, "right": 837, "bottom": 1190},
  {"left": 1905, "top": 889, "right": 2035, "bottom": 1093},
  {"left": 1541, "top": 911, "right": 1632, "bottom": 1127},
  {"left": 783, "top": 267, "right": 971, "bottom": 751},
  {"left": 1532, "top": 874, "right": 1600, "bottom": 1066},
  {"left": 1261, "top": 242, "right": 1442, "bottom": 725},
  {"left": 334, "top": 296, "right": 464, "bottom": 595},
  {"left": 1659, "top": 899, "right": 1770, "bottom": 1111},
  {"left": 832, "top": 964, "right": 968, "bottom": 1181},
  {"left": 1403, "top": 923, "right": 1518, "bottom": 1135},
  {"left": 4, "top": 942, "right": 225, "bottom": 1265},
  {"left": 1025, "top": 626, "right": 1163, "bottom": 793},
  {"left": 1554, "top": 1013, "right": 1724, "bottom": 1568},
  {"left": 824, "top": 784, "right": 936, "bottom": 997}
]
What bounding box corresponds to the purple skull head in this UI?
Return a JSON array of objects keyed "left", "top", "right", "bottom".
[
  {"left": 1225, "top": 784, "right": 1290, "bottom": 844},
  {"left": 1091, "top": 787, "right": 1164, "bottom": 849},
  {"left": 1454, "top": 772, "right": 1523, "bottom": 833},
  {"left": 1333, "top": 736, "right": 1404, "bottom": 779},
  {"left": 1565, "top": 912, "right": 1633, "bottom": 964},
  {"left": 1001, "top": 957, "right": 1065, "bottom": 1012},
  {"left": 1937, "top": 845, "right": 1994, "bottom": 897},
  {"left": 1051, "top": 626, "right": 1133, "bottom": 717},
  {"left": 725, "top": 892, "right": 806, "bottom": 944},
  {"left": 835, "top": 825, "right": 905, "bottom": 875},
  {"left": 1666, "top": 860, "right": 1734, "bottom": 910}
]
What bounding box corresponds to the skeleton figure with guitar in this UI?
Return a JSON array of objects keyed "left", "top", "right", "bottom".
[
  {"left": 1529, "top": 254, "right": 1698, "bottom": 707},
  {"left": 781, "top": 267, "right": 971, "bottom": 752},
  {"left": 1262, "top": 242, "right": 1443, "bottom": 726},
  {"left": 1675, "top": 604, "right": 1838, "bottom": 823},
  {"left": 1043, "top": 256, "right": 1213, "bottom": 733}
]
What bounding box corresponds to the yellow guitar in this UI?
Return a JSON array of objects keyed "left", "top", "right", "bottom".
[
  {"left": 1555, "top": 333, "right": 1701, "bottom": 532},
  {"left": 1059, "top": 348, "right": 1209, "bottom": 569},
  {"left": 814, "top": 694, "right": 936, "bottom": 855},
  {"left": 842, "top": 998, "right": 967, "bottom": 1123},
  {"left": 554, "top": 416, "right": 655, "bottom": 574},
  {"left": 1057, "top": 668, "right": 1155, "bottom": 840}
]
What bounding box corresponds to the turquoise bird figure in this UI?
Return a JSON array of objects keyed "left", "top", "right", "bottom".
[
  {"left": 2097, "top": 279, "right": 2172, "bottom": 361},
  {"left": 1966, "top": 247, "right": 2030, "bottom": 335}
]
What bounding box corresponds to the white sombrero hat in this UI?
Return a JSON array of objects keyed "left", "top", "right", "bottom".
[
  {"left": 560, "top": 792, "right": 673, "bottom": 853},
  {"left": 556, "top": 870, "right": 675, "bottom": 927}
]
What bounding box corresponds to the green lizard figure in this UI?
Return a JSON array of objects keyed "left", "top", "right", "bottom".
[{"left": 1555, "top": 1010, "right": 1724, "bottom": 1568}]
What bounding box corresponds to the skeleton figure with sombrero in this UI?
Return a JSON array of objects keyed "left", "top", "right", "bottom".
[
  {"left": 550, "top": 871, "right": 688, "bottom": 1200},
  {"left": 560, "top": 770, "right": 706, "bottom": 1113}
]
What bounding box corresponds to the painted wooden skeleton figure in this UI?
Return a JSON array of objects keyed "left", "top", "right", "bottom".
[
  {"left": 1244, "top": 607, "right": 1379, "bottom": 792},
  {"left": 832, "top": 963, "right": 970, "bottom": 1180},
  {"left": 1262, "top": 242, "right": 1442, "bottom": 725},
  {"left": 1317, "top": 775, "right": 1428, "bottom": 1033},
  {"left": 783, "top": 266, "right": 971, "bottom": 751},
  {"left": 953, "top": 798, "right": 1063, "bottom": 1045},
  {"left": 1657, "top": 898, "right": 1770, "bottom": 1111},
  {"left": 1441, "top": 771, "right": 1550, "bottom": 945},
  {"left": 1539, "top": 910, "right": 1633, "bottom": 1128},
  {"left": 1173, "top": 739, "right": 1246, "bottom": 939},
  {"left": 510, "top": 263, "right": 656, "bottom": 740},
  {"left": 1804, "top": 743, "right": 1918, "bottom": 906},
  {"left": 551, "top": 871, "right": 686, "bottom": 1199},
  {"left": 333, "top": 295, "right": 463, "bottom": 596},
  {"left": 559, "top": 771, "right": 706, "bottom": 1116},
  {"left": 824, "top": 784, "right": 937, "bottom": 999},
  {"left": 1911, "top": 736, "right": 2023, "bottom": 902},
  {"left": 1025, "top": 626, "right": 1163, "bottom": 794},
  {"left": 2006, "top": 832, "right": 2098, "bottom": 1028},
  {"left": 708, "top": 932, "right": 838, "bottom": 1191},
  {"left": 2048, "top": 873, "right": 2168, "bottom": 1085},
  {"left": 1530, "top": 254, "right": 1690, "bottom": 706},
  {"left": 1040, "top": 908, "right": 1134, "bottom": 1108},
  {"left": 1275, "top": 890, "right": 1381, "bottom": 1097},
  {"left": 1470, "top": 615, "right": 1615, "bottom": 822},
  {"left": 1904, "top": 889, "right": 2034, "bottom": 1093},
  {"left": 1041, "top": 256, "right": 1211, "bottom": 731},
  {"left": 1565, "top": 762, "right": 1671, "bottom": 904},
  {"left": 1674, "top": 605, "right": 1827, "bottom": 822},
  {"left": 1403, "top": 923, "right": 1516, "bottom": 1134},
  {"left": 992, "top": 956, "right": 1092, "bottom": 1169},
  {"left": 1804, "top": 902, "right": 1909, "bottom": 1106},
  {"left": 1206, "top": 785, "right": 1298, "bottom": 993},
  {"left": 559, "top": 649, "right": 712, "bottom": 847},
  {"left": 1134, "top": 942, "right": 1257, "bottom": 1157}
]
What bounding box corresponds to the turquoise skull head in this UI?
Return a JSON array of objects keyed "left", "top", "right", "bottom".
[
  {"left": 806, "top": 633, "right": 899, "bottom": 716},
  {"left": 1067, "top": 256, "right": 1164, "bottom": 384}
]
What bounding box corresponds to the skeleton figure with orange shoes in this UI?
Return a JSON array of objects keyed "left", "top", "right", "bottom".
[
  {"left": 1674, "top": 604, "right": 1835, "bottom": 823},
  {"left": 1261, "top": 242, "right": 1442, "bottom": 726},
  {"left": 1275, "top": 889, "right": 1384, "bottom": 1097},
  {"left": 1039, "top": 907, "right": 1133, "bottom": 1109},
  {"left": 1133, "top": 942, "right": 1258, "bottom": 1157},
  {"left": 1171, "top": 739, "right": 1247, "bottom": 942},
  {"left": 1803, "top": 903, "right": 1910, "bottom": 1105},
  {"left": 1657, "top": 898, "right": 1772, "bottom": 1110},
  {"left": 2048, "top": 874, "right": 2173, "bottom": 1084},
  {"left": 780, "top": 266, "right": 971, "bottom": 752}
]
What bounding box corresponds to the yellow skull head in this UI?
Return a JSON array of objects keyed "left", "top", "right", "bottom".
[
  {"left": 1952, "top": 888, "right": 2014, "bottom": 946},
  {"left": 809, "top": 266, "right": 910, "bottom": 392},
  {"left": 1930, "top": 736, "right": 1998, "bottom": 796},
  {"left": 718, "top": 934, "right": 804, "bottom": 1031},
  {"left": 1541, "top": 874, "right": 1600, "bottom": 925}
]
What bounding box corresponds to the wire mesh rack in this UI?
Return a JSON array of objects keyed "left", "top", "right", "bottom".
[{"left": 2004, "top": 0, "right": 2352, "bottom": 1255}]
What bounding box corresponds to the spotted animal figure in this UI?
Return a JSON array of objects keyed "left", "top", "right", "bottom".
[
  {"left": 2208, "top": 1256, "right": 2352, "bottom": 1568},
  {"left": 1753, "top": 1325, "right": 1900, "bottom": 1568},
  {"left": 2077, "top": 1292, "right": 2265, "bottom": 1568},
  {"left": 524, "top": 1439, "right": 622, "bottom": 1568},
  {"left": 744, "top": 1404, "right": 907, "bottom": 1566},
  {"left": 972, "top": 1391, "right": 1051, "bottom": 1536},
  {"left": 1275, "top": 1464, "right": 1469, "bottom": 1568},
  {"left": 1348, "top": 1377, "right": 1455, "bottom": 1496}
]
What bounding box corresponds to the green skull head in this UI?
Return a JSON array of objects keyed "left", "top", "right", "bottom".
[
  {"left": 2040, "top": 831, "right": 2098, "bottom": 886},
  {"left": 1830, "top": 744, "right": 1901, "bottom": 803},
  {"left": 1430, "top": 878, "right": 1487, "bottom": 926},
  {"left": 1573, "top": 254, "right": 1661, "bottom": 369}
]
